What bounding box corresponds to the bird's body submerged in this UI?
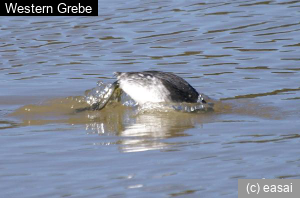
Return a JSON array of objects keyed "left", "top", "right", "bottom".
[
  {"left": 88, "top": 71, "right": 207, "bottom": 111},
  {"left": 115, "top": 71, "right": 200, "bottom": 104}
]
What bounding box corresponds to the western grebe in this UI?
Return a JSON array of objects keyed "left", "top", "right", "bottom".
[{"left": 89, "top": 71, "right": 207, "bottom": 110}]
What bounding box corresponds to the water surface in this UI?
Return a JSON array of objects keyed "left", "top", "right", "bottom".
[{"left": 1, "top": 0, "right": 300, "bottom": 197}]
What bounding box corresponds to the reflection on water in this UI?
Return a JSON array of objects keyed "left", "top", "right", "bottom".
[
  {"left": 88, "top": 111, "right": 203, "bottom": 152},
  {"left": 10, "top": 93, "right": 280, "bottom": 153},
  {"left": 10, "top": 95, "right": 211, "bottom": 152}
]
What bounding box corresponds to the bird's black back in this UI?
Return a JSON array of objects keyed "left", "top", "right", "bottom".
[{"left": 137, "top": 71, "right": 199, "bottom": 103}]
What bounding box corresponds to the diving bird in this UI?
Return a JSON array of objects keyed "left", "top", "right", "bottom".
[{"left": 90, "top": 71, "right": 207, "bottom": 110}]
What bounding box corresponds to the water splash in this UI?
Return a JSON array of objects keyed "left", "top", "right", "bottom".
[
  {"left": 137, "top": 101, "right": 213, "bottom": 113},
  {"left": 85, "top": 81, "right": 112, "bottom": 106},
  {"left": 84, "top": 81, "right": 213, "bottom": 113},
  {"left": 85, "top": 81, "right": 137, "bottom": 108}
]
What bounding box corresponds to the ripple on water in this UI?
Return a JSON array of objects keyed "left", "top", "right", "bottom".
[{"left": 1, "top": 1, "right": 300, "bottom": 197}]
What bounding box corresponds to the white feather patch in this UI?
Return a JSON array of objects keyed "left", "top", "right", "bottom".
[{"left": 119, "top": 78, "right": 170, "bottom": 104}]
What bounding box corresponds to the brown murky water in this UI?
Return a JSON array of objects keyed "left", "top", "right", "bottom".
[{"left": 1, "top": 1, "right": 300, "bottom": 197}]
